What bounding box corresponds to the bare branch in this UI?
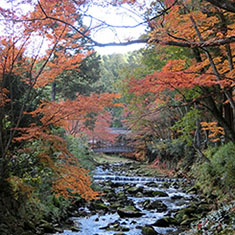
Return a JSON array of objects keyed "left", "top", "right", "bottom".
[{"left": 206, "top": 0, "right": 235, "bottom": 13}]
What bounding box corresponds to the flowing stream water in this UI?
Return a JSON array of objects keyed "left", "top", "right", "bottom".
[{"left": 55, "top": 163, "right": 196, "bottom": 235}]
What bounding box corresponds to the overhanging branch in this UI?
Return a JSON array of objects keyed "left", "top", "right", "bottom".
[
  {"left": 37, "top": 0, "right": 235, "bottom": 49},
  {"left": 206, "top": 0, "right": 235, "bottom": 13}
]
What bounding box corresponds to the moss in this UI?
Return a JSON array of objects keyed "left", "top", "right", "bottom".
[{"left": 191, "top": 142, "right": 235, "bottom": 200}]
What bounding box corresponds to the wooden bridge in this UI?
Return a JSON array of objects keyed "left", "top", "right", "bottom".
[
  {"left": 92, "top": 146, "right": 135, "bottom": 154},
  {"left": 89, "top": 128, "right": 135, "bottom": 154}
]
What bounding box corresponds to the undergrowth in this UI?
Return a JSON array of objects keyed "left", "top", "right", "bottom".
[{"left": 191, "top": 142, "right": 235, "bottom": 201}]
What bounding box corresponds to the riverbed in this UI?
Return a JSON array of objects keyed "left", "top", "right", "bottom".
[{"left": 55, "top": 162, "right": 203, "bottom": 235}]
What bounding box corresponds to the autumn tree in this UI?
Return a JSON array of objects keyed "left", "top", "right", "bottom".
[
  {"left": 151, "top": 0, "right": 234, "bottom": 140},
  {"left": 97, "top": 0, "right": 232, "bottom": 165},
  {"left": 55, "top": 52, "right": 102, "bottom": 100},
  {"left": 0, "top": 0, "right": 234, "bottom": 195},
  {"left": 0, "top": 0, "right": 123, "bottom": 205}
]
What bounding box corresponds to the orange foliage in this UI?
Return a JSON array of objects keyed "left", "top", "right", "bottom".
[
  {"left": 53, "top": 154, "right": 99, "bottom": 200},
  {"left": 15, "top": 124, "right": 99, "bottom": 200},
  {"left": 0, "top": 88, "right": 10, "bottom": 106},
  {"left": 0, "top": 1, "right": 123, "bottom": 199},
  {"left": 65, "top": 112, "right": 119, "bottom": 143},
  {"left": 80, "top": 112, "right": 119, "bottom": 143},
  {"left": 201, "top": 121, "right": 225, "bottom": 142},
  {"left": 128, "top": 55, "right": 231, "bottom": 100},
  {"left": 32, "top": 93, "right": 120, "bottom": 128},
  {"left": 14, "top": 92, "right": 120, "bottom": 199},
  {"left": 0, "top": 38, "right": 29, "bottom": 79}
]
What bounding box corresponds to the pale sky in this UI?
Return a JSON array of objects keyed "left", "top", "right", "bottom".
[
  {"left": 82, "top": 3, "right": 148, "bottom": 54},
  {"left": 0, "top": 0, "right": 149, "bottom": 55}
]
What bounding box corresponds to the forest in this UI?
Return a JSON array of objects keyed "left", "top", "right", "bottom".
[{"left": 0, "top": 0, "right": 234, "bottom": 234}]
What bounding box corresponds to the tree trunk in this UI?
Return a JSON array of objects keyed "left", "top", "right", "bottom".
[{"left": 51, "top": 82, "right": 56, "bottom": 101}]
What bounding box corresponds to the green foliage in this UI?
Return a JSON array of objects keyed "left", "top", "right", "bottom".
[
  {"left": 192, "top": 142, "right": 235, "bottom": 198},
  {"left": 0, "top": 139, "right": 74, "bottom": 234},
  {"left": 1, "top": 74, "right": 41, "bottom": 154},
  {"left": 66, "top": 135, "right": 97, "bottom": 171},
  {"left": 98, "top": 53, "right": 128, "bottom": 92},
  {"left": 8, "top": 141, "right": 55, "bottom": 189},
  {"left": 148, "top": 139, "right": 185, "bottom": 168},
  {"left": 172, "top": 108, "right": 201, "bottom": 146},
  {"left": 210, "top": 142, "right": 235, "bottom": 187},
  {"left": 55, "top": 52, "right": 102, "bottom": 100},
  {"left": 38, "top": 194, "right": 71, "bottom": 223}
]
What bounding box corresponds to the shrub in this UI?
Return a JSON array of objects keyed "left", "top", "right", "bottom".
[
  {"left": 148, "top": 139, "right": 185, "bottom": 169},
  {"left": 192, "top": 142, "right": 235, "bottom": 198},
  {"left": 66, "top": 135, "right": 97, "bottom": 171}
]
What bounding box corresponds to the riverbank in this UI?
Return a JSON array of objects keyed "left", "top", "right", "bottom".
[
  {"left": 53, "top": 154, "right": 234, "bottom": 235},
  {"left": 93, "top": 154, "right": 174, "bottom": 177},
  {"left": 47, "top": 155, "right": 203, "bottom": 234},
  {"left": 2, "top": 154, "right": 233, "bottom": 235}
]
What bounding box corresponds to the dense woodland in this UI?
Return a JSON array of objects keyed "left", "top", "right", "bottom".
[{"left": 0, "top": 0, "right": 234, "bottom": 234}]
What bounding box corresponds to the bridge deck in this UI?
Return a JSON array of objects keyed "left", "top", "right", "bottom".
[{"left": 92, "top": 146, "right": 135, "bottom": 153}]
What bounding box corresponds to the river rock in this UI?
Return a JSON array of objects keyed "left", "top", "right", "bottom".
[
  {"left": 145, "top": 182, "right": 158, "bottom": 187},
  {"left": 170, "top": 195, "right": 184, "bottom": 200},
  {"left": 152, "top": 217, "right": 178, "bottom": 227},
  {"left": 89, "top": 199, "right": 109, "bottom": 212},
  {"left": 109, "top": 201, "right": 122, "bottom": 210},
  {"left": 38, "top": 220, "right": 56, "bottom": 233},
  {"left": 141, "top": 225, "right": 159, "bottom": 235},
  {"left": 142, "top": 190, "right": 168, "bottom": 197},
  {"left": 175, "top": 205, "right": 200, "bottom": 225},
  {"left": 100, "top": 221, "right": 130, "bottom": 232},
  {"left": 161, "top": 182, "right": 170, "bottom": 188},
  {"left": 117, "top": 205, "right": 145, "bottom": 218},
  {"left": 127, "top": 186, "right": 144, "bottom": 194},
  {"left": 141, "top": 200, "right": 167, "bottom": 212}
]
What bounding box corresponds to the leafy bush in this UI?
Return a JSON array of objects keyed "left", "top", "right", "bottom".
[
  {"left": 66, "top": 135, "right": 97, "bottom": 171},
  {"left": 192, "top": 142, "right": 235, "bottom": 198},
  {"left": 148, "top": 139, "right": 185, "bottom": 169},
  {"left": 171, "top": 108, "right": 201, "bottom": 146},
  {"left": 211, "top": 142, "right": 235, "bottom": 188},
  {"left": 0, "top": 138, "right": 83, "bottom": 234}
]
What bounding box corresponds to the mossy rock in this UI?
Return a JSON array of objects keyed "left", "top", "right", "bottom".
[
  {"left": 175, "top": 206, "right": 199, "bottom": 224},
  {"left": 142, "top": 200, "right": 167, "bottom": 212},
  {"left": 153, "top": 217, "right": 178, "bottom": 227},
  {"left": 143, "top": 190, "right": 168, "bottom": 197},
  {"left": 39, "top": 220, "right": 55, "bottom": 233},
  {"left": 101, "top": 222, "right": 129, "bottom": 232},
  {"left": 180, "top": 217, "right": 197, "bottom": 226},
  {"left": 145, "top": 182, "right": 158, "bottom": 187},
  {"left": 109, "top": 202, "right": 122, "bottom": 210},
  {"left": 127, "top": 186, "right": 143, "bottom": 194},
  {"left": 117, "top": 205, "right": 144, "bottom": 218},
  {"left": 141, "top": 225, "right": 159, "bottom": 235},
  {"left": 116, "top": 191, "right": 126, "bottom": 198},
  {"left": 90, "top": 202, "right": 108, "bottom": 211}
]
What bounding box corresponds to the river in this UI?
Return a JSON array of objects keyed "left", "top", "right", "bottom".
[{"left": 54, "top": 162, "right": 199, "bottom": 235}]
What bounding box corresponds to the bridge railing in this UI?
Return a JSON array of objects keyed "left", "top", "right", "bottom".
[{"left": 92, "top": 145, "right": 135, "bottom": 153}]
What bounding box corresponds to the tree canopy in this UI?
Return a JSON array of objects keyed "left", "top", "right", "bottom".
[{"left": 0, "top": 1, "right": 234, "bottom": 233}]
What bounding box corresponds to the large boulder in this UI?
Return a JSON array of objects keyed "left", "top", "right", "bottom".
[
  {"left": 127, "top": 186, "right": 144, "bottom": 194},
  {"left": 88, "top": 199, "right": 109, "bottom": 212},
  {"left": 152, "top": 217, "right": 178, "bottom": 227},
  {"left": 142, "top": 190, "right": 168, "bottom": 197},
  {"left": 141, "top": 200, "right": 168, "bottom": 212},
  {"left": 117, "top": 205, "right": 145, "bottom": 218},
  {"left": 141, "top": 225, "right": 159, "bottom": 235}
]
